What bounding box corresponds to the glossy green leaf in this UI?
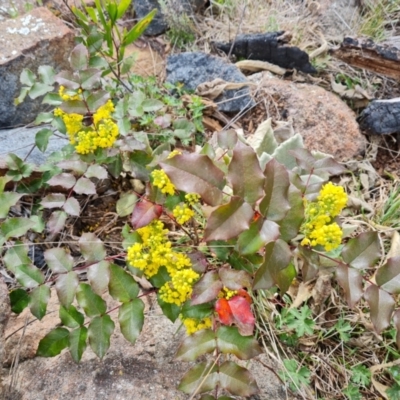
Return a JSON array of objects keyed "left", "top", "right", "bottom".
[
  {"left": 87, "top": 260, "right": 110, "bottom": 295},
  {"left": 47, "top": 211, "right": 67, "bottom": 235},
  {"left": 37, "top": 327, "right": 70, "bottom": 357},
  {"left": 88, "top": 315, "right": 115, "bottom": 359},
  {"left": 157, "top": 294, "right": 180, "bottom": 322},
  {"left": 227, "top": 141, "right": 264, "bottom": 205},
  {"left": 29, "top": 285, "right": 50, "bottom": 320},
  {"left": 70, "top": 44, "right": 88, "bottom": 71},
  {"left": 79, "top": 233, "right": 106, "bottom": 262},
  {"left": 29, "top": 82, "right": 53, "bottom": 99},
  {"left": 55, "top": 271, "right": 79, "bottom": 308},
  {"left": 117, "top": 0, "right": 131, "bottom": 18},
  {"left": 180, "top": 301, "right": 213, "bottom": 319},
  {"left": 0, "top": 192, "right": 23, "bottom": 219},
  {"left": 176, "top": 329, "right": 216, "bottom": 361},
  {"left": 15, "top": 264, "right": 45, "bottom": 288},
  {"left": 178, "top": 362, "right": 219, "bottom": 395},
  {"left": 73, "top": 177, "right": 96, "bottom": 195},
  {"left": 341, "top": 232, "right": 380, "bottom": 269},
  {"left": 218, "top": 268, "right": 252, "bottom": 290},
  {"left": 364, "top": 285, "right": 395, "bottom": 333},
  {"left": 4, "top": 242, "right": 30, "bottom": 272},
  {"left": 86, "top": 90, "right": 110, "bottom": 112},
  {"left": 191, "top": 271, "right": 223, "bottom": 306},
  {"left": 44, "top": 248, "right": 73, "bottom": 273},
  {"left": 38, "top": 65, "right": 55, "bottom": 85},
  {"left": 161, "top": 153, "right": 225, "bottom": 206},
  {"left": 63, "top": 197, "right": 80, "bottom": 216},
  {"left": 217, "top": 326, "right": 262, "bottom": 360},
  {"left": 76, "top": 283, "right": 106, "bottom": 317},
  {"left": 118, "top": 299, "right": 144, "bottom": 344},
  {"left": 219, "top": 361, "right": 259, "bottom": 396},
  {"left": 253, "top": 240, "right": 292, "bottom": 290},
  {"left": 109, "top": 264, "right": 139, "bottom": 302},
  {"left": 47, "top": 173, "right": 76, "bottom": 189},
  {"left": 259, "top": 158, "right": 290, "bottom": 221},
  {"left": 10, "top": 288, "right": 30, "bottom": 314},
  {"left": 20, "top": 68, "right": 35, "bottom": 86},
  {"left": 271, "top": 133, "right": 304, "bottom": 169},
  {"left": 122, "top": 9, "right": 157, "bottom": 46},
  {"left": 69, "top": 326, "right": 88, "bottom": 363},
  {"left": 204, "top": 197, "right": 254, "bottom": 242},
  {"left": 237, "top": 219, "right": 280, "bottom": 255},
  {"left": 116, "top": 192, "right": 137, "bottom": 217},
  {"left": 79, "top": 68, "right": 102, "bottom": 90},
  {"left": 376, "top": 256, "right": 400, "bottom": 294},
  {"left": 35, "top": 128, "right": 53, "bottom": 152},
  {"left": 274, "top": 262, "right": 296, "bottom": 294},
  {"left": 1, "top": 217, "right": 36, "bottom": 240},
  {"left": 59, "top": 305, "right": 85, "bottom": 328}
]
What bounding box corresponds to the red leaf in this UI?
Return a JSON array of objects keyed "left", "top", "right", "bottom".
[
  {"left": 236, "top": 289, "right": 252, "bottom": 305},
  {"left": 131, "top": 200, "right": 162, "bottom": 230},
  {"left": 215, "top": 298, "right": 234, "bottom": 325},
  {"left": 228, "top": 295, "right": 255, "bottom": 336}
]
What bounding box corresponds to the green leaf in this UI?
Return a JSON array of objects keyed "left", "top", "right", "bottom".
[
  {"left": 117, "top": 0, "right": 131, "bottom": 18},
  {"left": 10, "top": 289, "right": 30, "bottom": 314},
  {"left": 63, "top": 197, "right": 80, "bottom": 216},
  {"left": 279, "top": 359, "right": 310, "bottom": 392},
  {"left": 176, "top": 329, "right": 216, "bottom": 361},
  {"left": 60, "top": 99, "right": 87, "bottom": 115},
  {"left": 341, "top": 232, "right": 380, "bottom": 269},
  {"left": 47, "top": 210, "right": 68, "bottom": 234},
  {"left": 204, "top": 197, "right": 254, "bottom": 242},
  {"left": 35, "top": 128, "right": 53, "bottom": 152},
  {"left": 191, "top": 271, "right": 223, "bottom": 306},
  {"left": 41, "top": 193, "right": 66, "bottom": 208},
  {"left": 284, "top": 305, "right": 315, "bottom": 337},
  {"left": 29, "top": 82, "right": 53, "bottom": 99},
  {"left": 118, "top": 299, "right": 144, "bottom": 344},
  {"left": 336, "top": 265, "right": 363, "bottom": 308},
  {"left": 219, "top": 361, "right": 259, "bottom": 397},
  {"left": 37, "top": 327, "right": 70, "bottom": 357},
  {"left": 253, "top": 240, "right": 292, "bottom": 290},
  {"left": 116, "top": 192, "right": 137, "bottom": 217},
  {"left": 142, "top": 98, "right": 164, "bottom": 112},
  {"left": 86, "top": 90, "right": 110, "bottom": 112},
  {"left": 247, "top": 118, "right": 277, "bottom": 156},
  {"left": 20, "top": 68, "right": 35, "bottom": 86},
  {"left": 69, "top": 326, "right": 88, "bottom": 363},
  {"left": 237, "top": 219, "right": 280, "bottom": 255},
  {"left": 70, "top": 43, "right": 88, "bottom": 71},
  {"left": 271, "top": 133, "right": 304, "bottom": 170},
  {"left": 181, "top": 301, "right": 213, "bottom": 319},
  {"left": 59, "top": 305, "right": 85, "bottom": 328},
  {"left": 73, "top": 177, "right": 96, "bottom": 195},
  {"left": 84, "top": 164, "right": 108, "bottom": 180},
  {"left": 217, "top": 326, "right": 262, "bottom": 360},
  {"left": 47, "top": 173, "right": 76, "bottom": 189},
  {"left": 88, "top": 315, "right": 115, "bottom": 359},
  {"left": 259, "top": 158, "right": 290, "bottom": 221},
  {"left": 274, "top": 262, "right": 296, "bottom": 294},
  {"left": 79, "top": 233, "right": 106, "bottom": 262},
  {"left": 218, "top": 268, "right": 252, "bottom": 290},
  {"left": 157, "top": 293, "right": 181, "bottom": 322},
  {"left": 178, "top": 362, "right": 219, "bottom": 395},
  {"left": 364, "top": 285, "right": 395, "bottom": 334},
  {"left": 217, "top": 129, "right": 238, "bottom": 150},
  {"left": 55, "top": 271, "right": 79, "bottom": 308},
  {"left": 57, "top": 160, "right": 87, "bottom": 175},
  {"left": 227, "top": 141, "right": 264, "bottom": 205},
  {"left": 38, "top": 65, "right": 55, "bottom": 85},
  {"left": 87, "top": 260, "right": 110, "bottom": 295},
  {"left": 0, "top": 192, "right": 24, "bottom": 218},
  {"left": 376, "top": 256, "right": 400, "bottom": 294},
  {"left": 122, "top": 8, "right": 157, "bottom": 46},
  {"left": 79, "top": 68, "right": 102, "bottom": 90},
  {"left": 1, "top": 217, "right": 36, "bottom": 240},
  {"left": 109, "top": 264, "right": 139, "bottom": 302},
  {"left": 161, "top": 154, "right": 225, "bottom": 206},
  {"left": 44, "top": 248, "right": 74, "bottom": 273},
  {"left": 4, "top": 242, "right": 30, "bottom": 272},
  {"left": 29, "top": 285, "right": 51, "bottom": 320},
  {"left": 76, "top": 283, "right": 106, "bottom": 317},
  {"left": 15, "top": 264, "right": 45, "bottom": 288}
]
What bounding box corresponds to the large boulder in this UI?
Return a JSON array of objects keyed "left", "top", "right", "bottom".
[{"left": 0, "top": 7, "right": 74, "bottom": 128}]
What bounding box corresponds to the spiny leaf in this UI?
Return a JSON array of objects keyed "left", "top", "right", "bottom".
[
  {"left": 55, "top": 271, "right": 79, "bottom": 308},
  {"left": 76, "top": 283, "right": 106, "bottom": 317},
  {"left": 41, "top": 193, "right": 66, "bottom": 208},
  {"left": 0, "top": 192, "right": 24, "bottom": 218},
  {"left": 109, "top": 263, "right": 139, "bottom": 302},
  {"left": 88, "top": 315, "right": 115, "bottom": 359},
  {"left": 69, "top": 326, "right": 88, "bottom": 363},
  {"left": 79, "top": 233, "right": 106, "bottom": 262},
  {"left": 10, "top": 289, "right": 30, "bottom": 314},
  {"left": 204, "top": 197, "right": 254, "bottom": 241},
  {"left": 79, "top": 68, "right": 102, "bottom": 90},
  {"left": 70, "top": 43, "right": 88, "bottom": 71},
  {"left": 376, "top": 256, "right": 400, "bottom": 294},
  {"left": 364, "top": 285, "right": 395, "bottom": 334},
  {"left": 118, "top": 299, "right": 144, "bottom": 345},
  {"left": 14, "top": 264, "right": 45, "bottom": 288},
  {"left": 191, "top": 271, "right": 223, "bottom": 306},
  {"left": 227, "top": 296, "right": 255, "bottom": 336},
  {"left": 259, "top": 158, "right": 290, "bottom": 221},
  {"left": 341, "top": 232, "right": 380, "bottom": 269},
  {"left": 37, "top": 327, "right": 70, "bottom": 357},
  {"left": 1, "top": 217, "right": 36, "bottom": 240},
  {"left": 73, "top": 177, "right": 96, "bottom": 195},
  {"left": 246, "top": 118, "right": 277, "bottom": 156},
  {"left": 47, "top": 173, "right": 76, "bottom": 189},
  {"left": 161, "top": 153, "right": 225, "bottom": 206},
  {"left": 44, "top": 248, "right": 74, "bottom": 273},
  {"left": 217, "top": 326, "right": 262, "bottom": 360},
  {"left": 219, "top": 268, "right": 252, "bottom": 290},
  {"left": 57, "top": 160, "right": 87, "bottom": 174},
  {"left": 176, "top": 329, "right": 216, "bottom": 361},
  {"left": 178, "top": 362, "right": 219, "bottom": 395},
  {"left": 4, "top": 242, "right": 30, "bottom": 272},
  {"left": 87, "top": 260, "right": 110, "bottom": 295},
  {"left": 219, "top": 361, "right": 259, "bottom": 396},
  {"left": 227, "top": 141, "right": 264, "bottom": 205},
  {"left": 130, "top": 200, "right": 161, "bottom": 229},
  {"left": 271, "top": 133, "right": 304, "bottom": 170},
  {"left": 47, "top": 211, "right": 68, "bottom": 235},
  {"left": 84, "top": 164, "right": 108, "bottom": 180},
  {"left": 63, "top": 197, "right": 80, "bottom": 216},
  {"left": 29, "top": 285, "right": 51, "bottom": 320},
  {"left": 59, "top": 305, "right": 84, "bottom": 328},
  {"left": 217, "top": 129, "right": 238, "bottom": 150},
  {"left": 216, "top": 298, "right": 234, "bottom": 325}
]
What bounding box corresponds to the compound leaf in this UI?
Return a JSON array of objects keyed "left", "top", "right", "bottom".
[
  {"left": 178, "top": 362, "right": 219, "bottom": 395},
  {"left": 29, "top": 285, "right": 51, "bottom": 320},
  {"left": 79, "top": 233, "right": 106, "bottom": 262},
  {"left": 76, "top": 283, "right": 106, "bottom": 317},
  {"left": 55, "top": 271, "right": 79, "bottom": 308},
  {"left": 109, "top": 264, "right": 139, "bottom": 302},
  {"left": 37, "top": 327, "right": 70, "bottom": 357},
  {"left": 10, "top": 289, "right": 30, "bottom": 314},
  {"left": 176, "top": 329, "right": 216, "bottom": 361},
  {"left": 44, "top": 248, "right": 74, "bottom": 273},
  {"left": 69, "top": 326, "right": 88, "bottom": 363},
  {"left": 118, "top": 299, "right": 144, "bottom": 345},
  {"left": 87, "top": 260, "right": 110, "bottom": 295},
  {"left": 59, "top": 305, "right": 85, "bottom": 328},
  {"left": 341, "top": 232, "right": 380, "bottom": 269},
  {"left": 88, "top": 315, "right": 114, "bottom": 359},
  {"left": 219, "top": 361, "right": 259, "bottom": 397},
  {"left": 15, "top": 264, "right": 45, "bottom": 288},
  {"left": 191, "top": 271, "right": 223, "bottom": 306}
]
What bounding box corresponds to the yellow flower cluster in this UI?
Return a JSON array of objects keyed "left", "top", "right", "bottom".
[
  {"left": 218, "top": 287, "right": 237, "bottom": 300},
  {"left": 126, "top": 220, "right": 199, "bottom": 306},
  {"left": 185, "top": 193, "right": 201, "bottom": 206},
  {"left": 167, "top": 150, "right": 182, "bottom": 159},
  {"left": 59, "top": 85, "right": 82, "bottom": 101},
  {"left": 151, "top": 169, "right": 175, "bottom": 195},
  {"left": 180, "top": 315, "right": 212, "bottom": 335},
  {"left": 54, "top": 100, "right": 118, "bottom": 154},
  {"left": 301, "top": 182, "right": 348, "bottom": 252},
  {"left": 172, "top": 203, "right": 194, "bottom": 225}
]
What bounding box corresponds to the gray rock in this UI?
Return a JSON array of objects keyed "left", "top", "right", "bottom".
[
  {"left": 0, "top": 7, "right": 74, "bottom": 128},
  {"left": 0, "top": 125, "right": 69, "bottom": 166},
  {"left": 166, "top": 52, "right": 255, "bottom": 113}
]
